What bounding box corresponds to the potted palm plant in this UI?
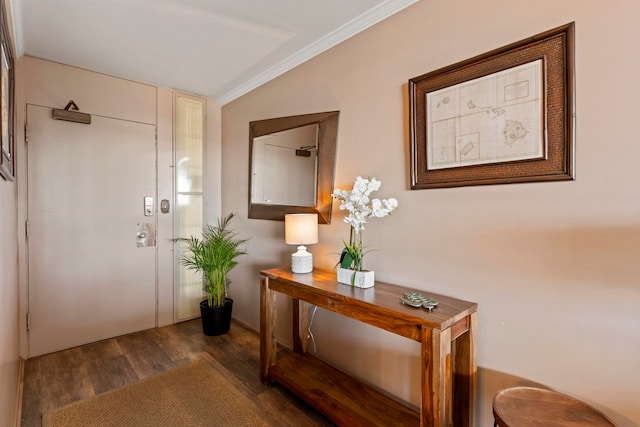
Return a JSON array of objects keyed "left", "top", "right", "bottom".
[{"left": 176, "top": 212, "right": 248, "bottom": 336}]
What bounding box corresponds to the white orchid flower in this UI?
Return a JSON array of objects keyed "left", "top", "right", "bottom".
[
  {"left": 332, "top": 177, "right": 398, "bottom": 270},
  {"left": 383, "top": 198, "right": 398, "bottom": 211}
]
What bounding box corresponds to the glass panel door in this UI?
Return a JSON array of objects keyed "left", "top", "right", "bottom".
[{"left": 175, "top": 94, "right": 205, "bottom": 320}]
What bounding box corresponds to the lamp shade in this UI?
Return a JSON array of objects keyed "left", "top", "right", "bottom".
[{"left": 285, "top": 214, "right": 318, "bottom": 245}]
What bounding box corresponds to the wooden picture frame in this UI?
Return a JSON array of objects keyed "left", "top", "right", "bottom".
[
  {"left": 0, "top": 0, "right": 14, "bottom": 182},
  {"left": 409, "top": 23, "right": 575, "bottom": 189}
]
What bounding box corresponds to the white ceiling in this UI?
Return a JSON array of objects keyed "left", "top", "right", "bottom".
[{"left": 10, "top": 0, "right": 417, "bottom": 104}]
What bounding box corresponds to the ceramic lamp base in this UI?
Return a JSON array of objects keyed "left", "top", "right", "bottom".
[{"left": 291, "top": 246, "right": 313, "bottom": 273}]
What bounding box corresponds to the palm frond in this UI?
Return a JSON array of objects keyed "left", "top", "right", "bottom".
[{"left": 174, "top": 212, "right": 248, "bottom": 307}]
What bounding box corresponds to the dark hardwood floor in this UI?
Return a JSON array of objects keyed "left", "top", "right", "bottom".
[{"left": 21, "top": 319, "right": 335, "bottom": 426}]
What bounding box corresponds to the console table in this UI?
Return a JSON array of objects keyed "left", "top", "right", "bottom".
[{"left": 260, "top": 267, "right": 478, "bottom": 427}]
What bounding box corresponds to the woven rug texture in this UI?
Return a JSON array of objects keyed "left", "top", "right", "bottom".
[{"left": 42, "top": 360, "right": 270, "bottom": 427}]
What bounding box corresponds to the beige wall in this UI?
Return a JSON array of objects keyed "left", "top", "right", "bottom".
[
  {"left": 222, "top": 1, "right": 640, "bottom": 426},
  {"left": 0, "top": 0, "right": 20, "bottom": 423},
  {"left": 0, "top": 149, "right": 19, "bottom": 427}
]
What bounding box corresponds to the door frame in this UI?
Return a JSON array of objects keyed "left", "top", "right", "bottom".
[{"left": 17, "top": 89, "right": 176, "bottom": 358}]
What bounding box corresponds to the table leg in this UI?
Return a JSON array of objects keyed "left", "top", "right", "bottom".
[
  {"left": 453, "top": 311, "right": 477, "bottom": 427},
  {"left": 260, "top": 275, "right": 277, "bottom": 384},
  {"left": 292, "top": 299, "right": 309, "bottom": 354},
  {"left": 421, "top": 326, "right": 452, "bottom": 427}
]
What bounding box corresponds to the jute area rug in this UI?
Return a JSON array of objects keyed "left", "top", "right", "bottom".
[{"left": 42, "top": 361, "right": 271, "bottom": 427}]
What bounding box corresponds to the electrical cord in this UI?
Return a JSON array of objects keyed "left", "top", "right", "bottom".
[{"left": 307, "top": 305, "right": 318, "bottom": 354}]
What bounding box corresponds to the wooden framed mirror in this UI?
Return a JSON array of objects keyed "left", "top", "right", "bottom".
[{"left": 248, "top": 111, "right": 339, "bottom": 224}]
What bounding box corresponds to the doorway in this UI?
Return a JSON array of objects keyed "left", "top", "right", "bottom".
[{"left": 26, "top": 104, "right": 158, "bottom": 357}]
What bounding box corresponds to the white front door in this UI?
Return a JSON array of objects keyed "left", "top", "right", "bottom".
[{"left": 26, "top": 104, "right": 158, "bottom": 357}]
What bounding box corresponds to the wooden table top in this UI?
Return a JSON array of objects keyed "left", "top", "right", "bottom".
[{"left": 261, "top": 267, "right": 477, "bottom": 333}]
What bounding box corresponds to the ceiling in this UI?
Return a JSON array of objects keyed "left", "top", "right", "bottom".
[{"left": 10, "top": 0, "right": 417, "bottom": 104}]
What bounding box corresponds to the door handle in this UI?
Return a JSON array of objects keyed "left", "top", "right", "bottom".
[{"left": 136, "top": 223, "right": 155, "bottom": 247}]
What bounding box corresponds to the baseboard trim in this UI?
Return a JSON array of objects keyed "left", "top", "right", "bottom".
[
  {"left": 230, "top": 317, "right": 256, "bottom": 334},
  {"left": 14, "top": 357, "right": 25, "bottom": 427}
]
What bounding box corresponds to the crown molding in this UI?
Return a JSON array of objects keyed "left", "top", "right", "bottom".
[
  {"left": 9, "top": 0, "right": 24, "bottom": 55},
  {"left": 216, "top": 0, "right": 418, "bottom": 105}
]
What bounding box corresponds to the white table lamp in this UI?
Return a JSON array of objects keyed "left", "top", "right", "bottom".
[{"left": 285, "top": 213, "right": 318, "bottom": 273}]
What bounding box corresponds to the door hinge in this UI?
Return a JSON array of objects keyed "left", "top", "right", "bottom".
[
  {"left": 26, "top": 312, "right": 31, "bottom": 331},
  {"left": 25, "top": 220, "right": 30, "bottom": 239}
]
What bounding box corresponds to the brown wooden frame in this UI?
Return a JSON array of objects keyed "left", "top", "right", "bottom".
[
  {"left": 0, "top": 0, "right": 14, "bottom": 181},
  {"left": 248, "top": 111, "right": 339, "bottom": 224},
  {"left": 409, "top": 23, "right": 575, "bottom": 189}
]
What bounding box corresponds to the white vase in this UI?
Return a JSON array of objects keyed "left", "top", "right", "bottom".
[{"left": 336, "top": 267, "right": 375, "bottom": 288}]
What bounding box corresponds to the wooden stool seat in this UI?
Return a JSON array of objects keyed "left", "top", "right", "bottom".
[{"left": 493, "top": 386, "right": 616, "bottom": 426}]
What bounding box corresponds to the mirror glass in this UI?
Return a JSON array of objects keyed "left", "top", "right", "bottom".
[
  {"left": 248, "top": 111, "right": 339, "bottom": 224},
  {"left": 251, "top": 123, "right": 318, "bottom": 207}
]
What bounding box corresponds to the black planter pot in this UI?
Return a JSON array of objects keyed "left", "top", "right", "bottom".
[{"left": 199, "top": 298, "right": 233, "bottom": 336}]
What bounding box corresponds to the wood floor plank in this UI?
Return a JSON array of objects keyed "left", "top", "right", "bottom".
[
  {"left": 79, "top": 337, "right": 123, "bottom": 361},
  {"left": 142, "top": 326, "right": 191, "bottom": 362},
  {"left": 257, "top": 383, "right": 336, "bottom": 427},
  {"left": 38, "top": 347, "right": 93, "bottom": 412},
  {"left": 85, "top": 353, "right": 140, "bottom": 395},
  {"left": 117, "top": 331, "right": 178, "bottom": 378},
  {"left": 21, "top": 319, "right": 334, "bottom": 427},
  {"left": 202, "top": 327, "right": 267, "bottom": 392},
  {"left": 20, "top": 356, "right": 42, "bottom": 427}
]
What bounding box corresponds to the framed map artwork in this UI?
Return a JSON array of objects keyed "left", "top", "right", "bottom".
[{"left": 409, "top": 23, "right": 575, "bottom": 189}]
